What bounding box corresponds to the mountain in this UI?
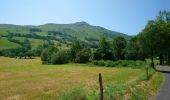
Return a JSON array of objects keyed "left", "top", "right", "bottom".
[{"left": 0, "top": 21, "right": 131, "bottom": 50}]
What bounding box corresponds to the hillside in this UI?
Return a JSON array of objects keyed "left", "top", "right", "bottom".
[{"left": 0, "top": 21, "right": 131, "bottom": 50}]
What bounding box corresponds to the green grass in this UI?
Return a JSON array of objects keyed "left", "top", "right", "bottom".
[
  {"left": 13, "top": 37, "right": 69, "bottom": 49},
  {"left": 129, "top": 72, "right": 163, "bottom": 100},
  {"left": 0, "top": 57, "right": 146, "bottom": 100},
  {"left": 0, "top": 57, "right": 143, "bottom": 99},
  {"left": 13, "top": 37, "right": 44, "bottom": 48},
  {"left": 0, "top": 37, "right": 21, "bottom": 50}
]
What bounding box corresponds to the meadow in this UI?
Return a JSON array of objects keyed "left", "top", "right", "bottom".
[
  {"left": 0, "top": 37, "right": 21, "bottom": 50},
  {"left": 0, "top": 57, "right": 162, "bottom": 100}
]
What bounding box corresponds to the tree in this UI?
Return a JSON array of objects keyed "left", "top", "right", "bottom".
[
  {"left": 26, "top": 50, "right": 34, "bottom": 59},
  {"left": 75, "top": 48, "right": 91, "bottom": 63},
  {"left": 23, "top": 39, "right": 31, "bottom": 50},
  {"left": 32, "top": 45, "right": 44, "bottom": 56},
  {"left": 93, "top": 37, "right": 113, "bottom": 60},
  {"left": 138, "top": 11, "right": 170, "bottom": 66},
  {"left": 138, "top": 20, "right": 158, "bottom": 67},
  {"left": 41, "top": 46, "right": 58, "bottom": 63},
  {"left": 125, "top": 37, "right": 145, "bottom": 60},
  {"left": 155, "top": 11, "right": 170, "bottom": 65},
  {"left": 69, "top": 39, "right": 82, "bottom": 62},
  {"left": 112, "top": 36, "right": 127, "bottom": 60},
  {"left": 18, "top": 52, "right": 24, "bottom": 59},
  {"left": 51, "top": 50, "right": 69, "bottom": 64},
  {"left": 41, "top": 49, "right": 48, "bottom": 61}
]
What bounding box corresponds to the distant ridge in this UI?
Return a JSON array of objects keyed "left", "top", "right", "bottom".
[{"left": 0, "top": 21, "right": 131, "bottom": 49}]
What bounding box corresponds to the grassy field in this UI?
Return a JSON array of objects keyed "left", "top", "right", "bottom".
[
  {"left": 0, "top": 57, "right": 162, "bottom": 100},
  {"left": 0, "top": 37, "right": 21, "bottom": 50},
  {"left": 13, "top": 37, "right": 69, "bottom": 49},
  {"left": 13, "top": 37, "right": 44, "bottom": 48}
]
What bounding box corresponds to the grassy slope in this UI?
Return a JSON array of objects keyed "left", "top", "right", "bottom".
[
  {"left": 13, "top": 37, "right": 69, "bottom": 49},
  {"left": 13, "top": 37, "right": 44, "bottom": 48},
  {"left": 0, "top": 57, "right": 144, "bottom": 100},
  {"left": 0, "top": 37, "right": 21, "bottom": 50},
  {"left": 0, "top": 22, "right": 131, "bottom": 50}
]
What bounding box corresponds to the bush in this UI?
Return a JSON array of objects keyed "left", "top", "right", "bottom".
[
  {"left": 105, "top": 60, "right": 115, "bottom": 67},
  {"left": 92, "top": 60, "right": 148, "bottom": 69},
  {"left": 91, "top": 60, "right": 108, "bottom": 66},
  {"left": 41, "top": 49, "right": 49, "bottom": 61},
  {"left": 92, "top": 48, "right": 114, "bottom": 61},
  {"left": 40, "top": 46, "right": 58, "bottom": 63},
  {"left": 75, "top": 48, "right": 91, "bottom": 63},
  {"left": 51, "top": 50, "right": 69, "bottom": 64}
]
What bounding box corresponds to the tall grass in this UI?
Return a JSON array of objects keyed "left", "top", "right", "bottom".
[
  {"left": 59, "top": 86, "right": 86, "bottom": 100},
  {"left": 58, "top": 62, "right": 156, "bottom": 100}
]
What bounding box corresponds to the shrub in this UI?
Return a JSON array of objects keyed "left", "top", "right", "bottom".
[
  {"left": 92, "top": 60, "right": 148, "bottom": 69},
  {"left": 91, "top": 60, "right": 105, "bottom": 66},
  {"left": 75, "top": 48, "right": 91, "bottom": 63},
  {"left": 51, "top": 50, "right": 69, "bottom": 64},
  {"left": 97, "top": 60, "right": 106, "bottom": 66},
  {"left": 40, "top": 46, "right": 58, "bottom": 63},
  {"left": 105, "top": 60, "right": 115, "bottom": 67},
  {"left": 41, "top": 49, "right": 49, "bottom": 61}
]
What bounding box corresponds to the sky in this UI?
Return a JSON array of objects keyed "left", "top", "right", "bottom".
[{"left": 0, "top": 0, "right": 170, "bottom": 35}]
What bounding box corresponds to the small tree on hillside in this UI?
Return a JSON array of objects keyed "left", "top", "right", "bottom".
[{"left": 69, "top": 39, "right": 82, "bottom": 62}]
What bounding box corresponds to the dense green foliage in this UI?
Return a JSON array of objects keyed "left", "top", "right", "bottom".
[
  {"left": 51, "top": 50, "right": 69, "bottom": 64},
  {"left": 92, "top": 60, "right": 148, "bottom": 68},
  {"left": 69, "top": 40, "right": 82, "bottom": 61},
  {"left": 75, "top": 48, "right": 91, "bottom": 63},
  {"left": 125, "top": 37, "right": 145, "bottom": 60},
  {"left": 93, "top": 37, "right": 113, "bottom": 60},
  {"left": 112, "top": 36, "right": 127, "bottom": 60},
  {"left": 41, "top": 46, "right": 58, "bottom": 64},
  {"left": 137, "top": 11, "right": 170, "bottom": 65}
]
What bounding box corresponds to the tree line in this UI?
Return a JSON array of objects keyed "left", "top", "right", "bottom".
[
  {"left": 40, "top": 36, "right": 138, "bottom": 64},
  {"left": 41, "top": 11, "right": 170, "bottom": 66},
  {"left": 1, "top": 11, "right": 170, "bottom": 66}
]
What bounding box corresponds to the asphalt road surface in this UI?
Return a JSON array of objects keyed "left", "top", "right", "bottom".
[{"left": 153, "top": 66, "right": 170, "bottom": 100}]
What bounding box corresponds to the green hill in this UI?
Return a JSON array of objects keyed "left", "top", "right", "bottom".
[
  {"left": 0, "top": 37, "right": 21, "bottom": 50},
  {"left": 0, "top": 21, "right": 131, "bottom": 50}
]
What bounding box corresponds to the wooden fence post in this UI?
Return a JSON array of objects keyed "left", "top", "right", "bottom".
[
  {"left": 99, "top": 73, "right": 103, "bottom": 100},
  {"left": 146, "top": 66, "right": 149, "bottom": 79}
]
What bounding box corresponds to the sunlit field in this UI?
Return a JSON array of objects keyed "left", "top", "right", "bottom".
[{"left": 0, "top": 57, "right": 146, "bottom": 99}]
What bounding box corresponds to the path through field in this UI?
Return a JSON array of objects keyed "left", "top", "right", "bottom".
[{"left": 153, "top": 66, "right": 170, "bottom": 100}]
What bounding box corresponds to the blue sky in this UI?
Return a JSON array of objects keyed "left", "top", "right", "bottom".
[{"left": 0, "top": 0, "right": 170, "bottom": 35}]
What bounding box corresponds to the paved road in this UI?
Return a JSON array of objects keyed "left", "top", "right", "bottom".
[{"left": 153, "top": 66, "right": 170, "bottom": 100}]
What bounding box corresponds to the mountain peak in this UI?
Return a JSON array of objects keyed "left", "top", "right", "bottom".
[
  {"left": 44, "top": 23, "right": 57, "bottom": 25},
  {"left": 74, "top": 21, "right": 89, "bottom": 26}
]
